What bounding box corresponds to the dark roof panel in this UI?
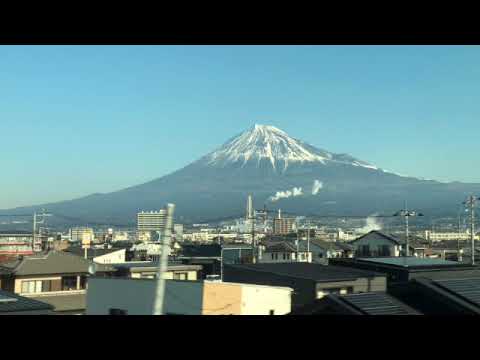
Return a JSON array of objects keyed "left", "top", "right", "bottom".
[
  {"left": 0, "top": 290, "right": 54, "bottom": 313},
  {"left": 227, "top": 262, "right": 383, "bottom": 282},
  {"left": 337, "top": 292, "right": 420, "bottom": 315}
]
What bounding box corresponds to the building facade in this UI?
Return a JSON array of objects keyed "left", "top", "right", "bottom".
[
  {"left": 86, "top": 277, "right": 293, "bottom": 315},
  {"left": 0, "top": 231, "right": 34, "bottom": 255}
]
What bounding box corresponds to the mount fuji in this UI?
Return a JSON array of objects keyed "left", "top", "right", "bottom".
[{"left": 3, "top": 124, "right": 480, "bottom": 226}]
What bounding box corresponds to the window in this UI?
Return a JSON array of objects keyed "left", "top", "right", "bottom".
[
  {"left": 21, "top": 280, "right": 43, "bottom": 294},
  {"left": 173, "top": 272, "right": 188, "bottom": 280},
  {"left": 42, "top": 280, "right": 51, "bottom": 292},
  {"left": 109, "top": 308, "right": 128, "bottom": 315},
  {"left": 271, "top": 253, "right": 274, "bottom": 260},
  {"left": 62, "top": 276, "right": 77, "bottom": 291}
]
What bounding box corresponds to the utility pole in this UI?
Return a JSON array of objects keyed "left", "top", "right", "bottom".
[
  {"left": 33, "top": 210, "right": 52, "bottom": 253},
  {"left": 306, "top": 219, "right": 311, "bottom": 263},
  {"left": 153, "top": 203, "right": 175, "bottom": 315},
  {"left": 463, "top": 196, "right": 479, "bottom": 265}
]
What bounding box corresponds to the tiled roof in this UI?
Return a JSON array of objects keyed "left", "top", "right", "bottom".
[{"left": 0, "top": 251, "right": 115, "bottom": 276}]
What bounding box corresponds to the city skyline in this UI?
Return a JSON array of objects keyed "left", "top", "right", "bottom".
[{"left": 2, "top": 45, "right": 480, "bottom": 209}]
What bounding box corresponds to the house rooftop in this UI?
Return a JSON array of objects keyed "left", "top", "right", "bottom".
[
  {"left": 31, "top": 293, "right": 86, "bottom": 313},
  {"left": 358, "top": 257, "right": 459, "bottom": 268},
  {"left": 226, "top": 262, "right": 382, "bottom": 282},
  {"left": 291, "top": 291, "right": 420, "bottom": 315},
  {"left": 0, "top": 250, "right": 115, "bottom": 276},
  {"left": 0, "top": 290, "right": 54, "bottom": 314}
]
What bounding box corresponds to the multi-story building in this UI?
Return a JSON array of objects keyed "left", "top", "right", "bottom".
[
  {"left": 137, "top": 210, "right": 167, "bottom": 233},
  {"left": 423, "top": 230, "right": 480, "bottom": 242},
  {"left": 137, "top": 210, "right": 170, "bottom": 242},
  {"left": 70, "top": 227, "right": 95, "bottom": 248},
  {"left": 273, "top": 218, "right": 296, "bottom": 235},
  {"left": 0, "top": 231, "right": 34, "bottom": 255}
]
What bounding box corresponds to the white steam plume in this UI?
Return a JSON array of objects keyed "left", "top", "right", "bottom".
[
  {"left": 357, "top": 215, "right": 382, "bottom": 234},
  {"left": 270, "top": 187, "right": 303, "bottom": 202},
  {"left": 312, "top": 180, "right": 323, "bottom": 195}
]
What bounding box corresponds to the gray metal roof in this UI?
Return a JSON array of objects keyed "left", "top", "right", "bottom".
[
  {"left": 0, "top": 290, "right": 54, "bottom": 313},
  {"left": 334, "top": 292, "right": 421, "bottom": 315},
  {"left": 359, "top": 257, "right": 458, "bottom": 267},
  {"left": 227, "top": 262, "right": 383, "bottom": 282}
]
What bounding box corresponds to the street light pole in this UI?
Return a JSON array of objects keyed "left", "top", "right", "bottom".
[{"left": 394, "top": 205, "right": 424, "bottom": 258}]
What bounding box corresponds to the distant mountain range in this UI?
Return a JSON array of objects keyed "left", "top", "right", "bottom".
[{"left": 2, "top": 124, "right": 480, "bottom": 226}]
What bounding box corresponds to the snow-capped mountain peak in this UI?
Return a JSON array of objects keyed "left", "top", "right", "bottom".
[{"left": 203, "top": 124, "right": 379, "bottom": 171}]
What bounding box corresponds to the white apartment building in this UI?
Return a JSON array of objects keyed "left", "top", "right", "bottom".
[{"left": 423, "top": 230, "right": 480, "bottom": 242}]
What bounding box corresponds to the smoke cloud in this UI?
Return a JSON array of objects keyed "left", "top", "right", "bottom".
[
  {"left": 357, "top": 215, "right": 382, "bottom": 234},
  {"left": 270, "top": 187, "right": 303, "bottom": 202},
  {"left": 312, "top": 180, "right": 323, "bottom": 195}
]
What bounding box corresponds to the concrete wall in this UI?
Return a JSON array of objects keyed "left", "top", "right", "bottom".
[
  {"left": 240, "top": 284, "right": 292, "bottom": 315},
  {"left": 86, "top": 278, "right": 204, "bottom": 315},
  {"left": 94, "top": 249, "right": 126, "bottom": 264},
  {"left": 86, "top": 278, "right": 292, "bottom": 315}
]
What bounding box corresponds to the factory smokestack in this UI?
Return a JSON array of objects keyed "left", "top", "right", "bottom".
[{"left": 246, "top": 195, "right": 253, "bottom": 220}]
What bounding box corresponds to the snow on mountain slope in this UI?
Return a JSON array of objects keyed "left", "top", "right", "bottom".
[{"left": 203, "top": 124, "right": 379, "bottom": 171}]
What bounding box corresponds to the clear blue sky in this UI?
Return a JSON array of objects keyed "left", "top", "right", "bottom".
[{"left": 1, "top": 45, "right": 479, "bottom": 209}]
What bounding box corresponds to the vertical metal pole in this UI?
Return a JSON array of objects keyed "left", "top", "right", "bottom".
[
  {"left": 307, "top": 219, "right": 310, "bottom": 262},
  {"left": 153, "top": 203, "right": 175, "bottom": 315},
  {"left": 405, "top": 214, "right": 409, "bottom": 257},
  {"left": 32, "top": 212, "right": 37, "bottom": 253},
  {"left": 471, "top": 197, "right": 475, "bottom": 265}
]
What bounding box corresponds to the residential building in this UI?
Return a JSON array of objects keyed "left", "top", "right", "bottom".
[
  {"left": 273, "top": 217, "right": 296, "bottom": 235},
  {"left": 70, "top": 227, "right": 95, "bottom": 248},
  {"left": 0, "top": 250, "right": 115, "bottom": 314},
  {"left": 329, "top": 257, "right": 480, "bottom": 286},
  {"left": 308, "top": 240, "right": 354, "bottom": 264},
  {"left": 350, "top": 230, "right": 428, "bottom": 258},
  {"left": 137, "top": 210, "right": 169, "bottom": 242},
  {"left": 0, "top": 231, "right": 34, "bottom": 255},
  {"left": 223, "top": 262, "right": 386, "bottom": 309},
  {"left": 0, "top": 289, "right": 54, "bottom": 315},
  {"left": 111, "top": 261, "right": 202, "bottom": 281},
  {"left": 258, "top": 241, "right": 312, "bottom": 263},
  {"left": 86, "top": 277, "right": 293, "bottom": 315}
]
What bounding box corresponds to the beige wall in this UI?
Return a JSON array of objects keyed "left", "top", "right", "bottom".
[{"left": 202, "top": 282, "right": 242, "bottom": 315}]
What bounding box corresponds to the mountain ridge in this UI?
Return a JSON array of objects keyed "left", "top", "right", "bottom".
[{"left": 1, "top": 124, "right": 480, "bottom": 226}]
